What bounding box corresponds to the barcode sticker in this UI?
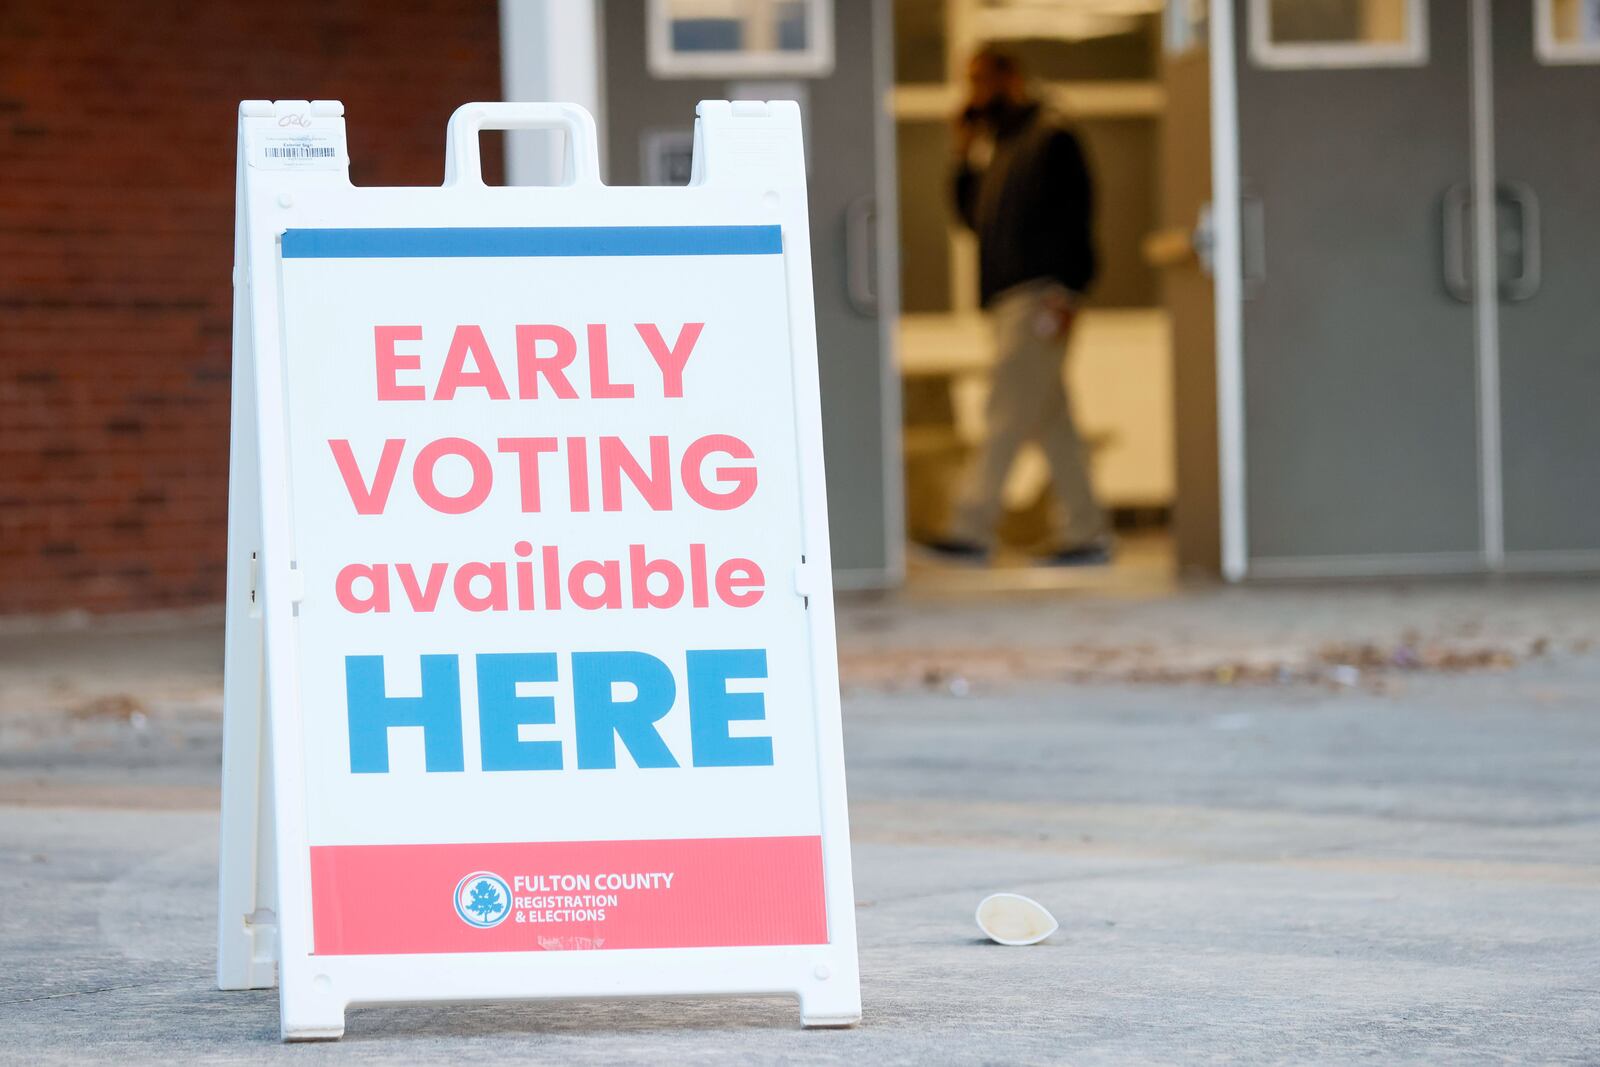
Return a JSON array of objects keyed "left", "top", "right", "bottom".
[
  {"left": 266, "top": 145, "right": 336, "bottom": 159},
  {"left": 253, "top": 126, "right": 345, "bottom": 171}
]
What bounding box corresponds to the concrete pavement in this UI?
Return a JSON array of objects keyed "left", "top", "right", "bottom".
[{"left": 2, "top": 583, "right": 1599, "bottom": 1062}]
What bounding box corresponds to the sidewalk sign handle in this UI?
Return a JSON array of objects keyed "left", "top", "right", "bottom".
[{"left": 443, "top": 102, "right": 603, "bottom": 188}]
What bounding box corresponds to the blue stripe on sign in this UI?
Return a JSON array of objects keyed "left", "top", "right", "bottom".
[{"left": 280, "top": 226, "right": 782, "bottom": 259}]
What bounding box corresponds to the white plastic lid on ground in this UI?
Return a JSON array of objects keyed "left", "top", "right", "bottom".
[{"left": 975, "top": 893, "right": 1059, "bottom": 946}]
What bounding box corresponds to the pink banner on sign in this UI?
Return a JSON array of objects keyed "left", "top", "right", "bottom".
[{"left": 309, "top": 836, "right": 828, "bottom": 955}]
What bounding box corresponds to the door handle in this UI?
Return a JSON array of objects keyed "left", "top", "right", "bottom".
[
  {"left": 1240, "top": 194, "right": 1265, "bottom": 295},
  {"left": 1194, "top": 202, "right": 1216, "bottom": 276},
  {"left": 844, "top": 195, "right": 878, "bottom": 316},
  {"left": 1441, "top": 182, "right": 1473, "bottom": 303},
  {"left": 1497, "top": 181, "right": 1541, "bottom": 302}
]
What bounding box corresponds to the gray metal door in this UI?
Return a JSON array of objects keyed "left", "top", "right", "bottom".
[
  {"left": 600, "top": 0, "right": 899, "bottom": 586},
  {"left": 1234, "top": 2, "right": 1484, "bottom": 574},
  {"left": 1491, "top": 3, "right": 1600, "bottom": 566}
]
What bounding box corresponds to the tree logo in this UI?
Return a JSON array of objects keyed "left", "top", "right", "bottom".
[{"left": 453, "top": 870, "right": 512, "bottom": 929}]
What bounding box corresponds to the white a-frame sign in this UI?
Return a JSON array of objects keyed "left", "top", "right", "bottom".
[{"left": 218, "top": 99, "right": 860, "bottom": 1040}]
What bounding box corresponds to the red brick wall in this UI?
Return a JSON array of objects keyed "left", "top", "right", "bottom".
[{"left": 0, "top": 0, "right": 503, "bottom": 616}]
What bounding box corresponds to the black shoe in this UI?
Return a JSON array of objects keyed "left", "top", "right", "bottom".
[
  {"left": 1038, "top": 540, "right": 1112, "bottom": 567},
  {"left": 913, "top": 537, "right": 991, "bottom": 565}
]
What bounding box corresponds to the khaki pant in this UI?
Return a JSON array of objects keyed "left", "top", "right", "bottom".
[{"left": 950, "top": 280, "right": 1106, "bottom": 549}]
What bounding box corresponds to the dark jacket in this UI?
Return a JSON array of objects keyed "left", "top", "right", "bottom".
[{"left": 952, "top": 103, "right": 1096, "bottom": 306}]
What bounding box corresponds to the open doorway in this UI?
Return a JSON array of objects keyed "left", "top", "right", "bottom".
[{"left": 891, "top": 0, "right": 1216, "bottom": 592}]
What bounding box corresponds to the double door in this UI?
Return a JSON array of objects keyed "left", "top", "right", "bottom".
[{"left": 1235, "top": 0, "right": 1600, "bottom": 576}]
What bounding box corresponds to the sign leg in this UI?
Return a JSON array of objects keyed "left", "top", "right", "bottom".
[
  {"left": 799, "top": 982, "right": 863, "bottom": 1029},
  {"left": 216, "top": 281, "right": 278, "bottom": 991},
  {"left": 217, "top": 638, "right": 279, "bottom": 990},
  {"left": 279, "top": 964, "right": 347, "bottom": 1041}
]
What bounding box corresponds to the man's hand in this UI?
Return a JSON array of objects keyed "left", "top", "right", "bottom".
[
  {"left": 1033, "top": 288, "right": 1079, "bottom": 341},
  {"left": 952, "top": 107, "right": 978, "bottom": 161}
]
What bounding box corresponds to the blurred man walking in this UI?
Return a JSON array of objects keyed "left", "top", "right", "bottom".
[{"left": 922, "top": 47, "right": 1109, "bottom": 566}]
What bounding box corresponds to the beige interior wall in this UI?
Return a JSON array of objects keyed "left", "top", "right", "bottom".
[
  {"left": 1361, "top": 0, "right": 1408, "bottom": 44},
  {"left": 1552, "top": 0, "right": 1580, "bottom": 39}
]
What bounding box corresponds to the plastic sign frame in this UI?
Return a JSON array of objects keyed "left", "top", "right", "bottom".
[{"left": 217, "top": 99, "right": 860, "bottom": 1040}]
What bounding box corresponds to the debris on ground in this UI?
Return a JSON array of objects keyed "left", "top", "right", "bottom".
[{"left": 846, "top": 632, "right": 1559, "bottom": 693}]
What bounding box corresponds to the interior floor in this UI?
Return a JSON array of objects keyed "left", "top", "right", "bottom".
[{"left": 904, "top": 527, "right": 1175, "bottom": 595}]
